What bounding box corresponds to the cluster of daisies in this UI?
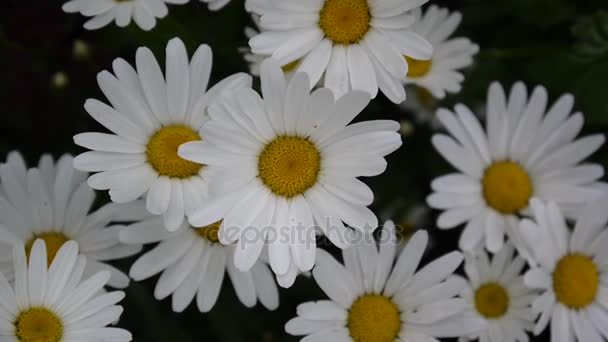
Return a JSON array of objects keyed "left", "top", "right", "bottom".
[{"left": 1, "top": 0, "right": 606, "bottom": 341}]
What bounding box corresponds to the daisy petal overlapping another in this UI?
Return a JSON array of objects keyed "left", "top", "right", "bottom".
[
  {"left": 400, "top": 5, "right": 479, "bottom": 125},
  {"left": 73, "top": 37, "right": 252, "bottom": 232},
  {"left": 118, "top": 217, "right": 279, "bottom": 313},
  {"left": 519, "top": 197, "right": 608, "bottom": 341},
  {"left": 0, "top": 152, "right": 145, "bottom": 289},
  {"left": 177, "top": 58, "right": 402, "bottom": 287},
  {"left": 427, "top": 81, "right": 606, "bottom": 254},
  {"left": 285, "top": 221, "right": 486, "bottom": 341},
  {"left": 0, "top": 240, "right": 131, "bottom": 341},
  {"left": 62, "top": 0, "right": 189, "bottom": 31},
  {"left": 247, "top": 0, "right": 433, "bottom": 103}
]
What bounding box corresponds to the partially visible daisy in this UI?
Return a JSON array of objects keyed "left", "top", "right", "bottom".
[
  {"left": 200, "top": 0, "right": 231, "bottom": 11},
  {"left": 178, "top": 59, "right": 402, "bottom": 284},
  {"left": 73, "top": 37, "right": 251, "bottom": 231},
  {"left": 427, "top": 82, "right": 606, "bottom": 253},
  {"left": 248, "top": 0, "right": 433, "bottom": 103},
  {"left": 459, "top": 244, "right": 535, "bottom": 342},
  {"left": 62, "top": 0, "right": 188, "bottom": 31},
  {"left": 239, "top": 14, "right": 300, "bottom": 80},
  {"left": 285, "top": 221, "right": 484, "bottom": 341},
  {"left": 0, "top": 152, "right": 144, "bottom": 288},
  {"left": 119, "top": 218, "right": 279, "bottom": 312},
  {"left": 520, "top": 197, "right": 608, "bottom": 341},
  {"left": 402, "top": 6, "right": 479, "bottom": 100},
  {"left": 0, "top": 240, "right": 131, "bottom": 341}
]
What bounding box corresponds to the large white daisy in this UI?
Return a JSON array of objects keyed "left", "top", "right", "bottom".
[
  {"left": 248, "top": 0, "right": 433, "bottom": 103},
  {"left": 73, "top": 37, "right": 251, "bottom": 231},
  {"left": 62, "top": 0, "right": 188, "bottom": 31},
  {"left": 520, "top": 197, "right": 608, "bottom": 341},
  {"left": 427, "top": 82, "right": 606, "bottom": 253},
  {"left": 285, "top": 221, "right": 484, "bottom": 341},
  {"left": 0, "top": 240, "right": 131, "bottom": 341},
  {"left": 459, "top": 244, "right": 536, "bottom": 342},
  {"left": 118, "top": 217, "right": 279, "bottom": 312},
  {"left": 177, "top": 58, "right": 402, "bottom": 284},
  {"left": 402, "top": 5, "right": 479, "bottom": 99},
  {"left": 0, "top": 152, "right": 144, "bottom": 288}
]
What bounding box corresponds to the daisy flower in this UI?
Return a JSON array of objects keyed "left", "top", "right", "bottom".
[
  {"left": 118, "top": 217, "right": 279, "bottom": 312},
  {"left": 248, "top": 0, "right": 433, "bottom": 103},
  {"left": 177, "top": 59, "right": 402, "bottom": 284},
  {"left": 427, "top": 82, "right": 606, "bottom": 253},
  {"left": 62, "top": 0, "right": 188, "bottom": 31},
  {"left": 459, "top": 244, "right": 536, "bottom": 342},
  {"left": 285, "top": 221, "right": 484, "bottom": 341},
  {"left": 0, "top": 152, "right": 144, "bottom": 288},
  {"left": 0, "top": 240, "right": 131, "bottom": 341},
  {"left": 520, "top": 197, "right": 608, "bottom": 341},
  {"left": 402, "top": 6, "right": 479, "bottom": 100},
  {"left": 73, "top": 37, "right": 251, "bottom": 231}
]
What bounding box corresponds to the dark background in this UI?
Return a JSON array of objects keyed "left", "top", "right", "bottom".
[{"left": 1, "top": 0, "right": 607, "bottom": 340}]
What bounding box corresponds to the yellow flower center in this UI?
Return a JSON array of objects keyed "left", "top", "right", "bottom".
[
  {"left": 482, "top": 161, "right": 533, "bottom": 214},
  {"left": 193, "top": 221, "right": 222, "bottom": 244},
  {"left": 282, "top": 60, "right": 300, "bottom": 73},
  {"left": 405, "top": 56, "right": 432, "bottom": 78},
  {"left": 553, "top": 254, "right": 599, "bottom": 309},
  {"left": 474, "top": 283, "right": 510, "bottom": 319},
  {"left": 146, "top": 125, "right": 203, "bottom": 178},
  {"left": 319, "top": 0, "right": 371, "bottom": 45},
  {"left": 25, "top": 232, "right": 69, "bottom": 266},
  {"left": 348, "top": 295, "right": 401, "bottom": 342},
  {"left": 258, "top": 136, "right": 321, "bottom": 198},
  {"left": 14, "top": 307, "right": 63, "bottom": 342}
]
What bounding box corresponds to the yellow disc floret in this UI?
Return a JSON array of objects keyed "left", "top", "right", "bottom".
[
  {"left": 474, "top": 283, "right": 510, "bottom": 319},
  {"left": 553, "top": 253, "right": 599, "bottom": 309},
  {"left": 405, "top": 56, "right": 433, "bottom": 78},
  {"left": 14, "top": 307, "right": 63, "bottom": 342},
  {"left": 319, "top": 0, "right": 371, "bottom": 45},
  {"left": 482, "top": 161, "right": 533, "bottom": 214},
  {"left": 146, "top": 125, "right": 203, "bottom": 178},
  {"left": 258, "top": 136, "right": 321, "bottom": 198},
  {"left": 194, "top": 221, "right": 222, "bottom": 244},
  {"left": 348, "top": 295, "right": 401, "bottom": 342},
  {"left": 25, "top": 232, "right": 69, "bottom": 266}
]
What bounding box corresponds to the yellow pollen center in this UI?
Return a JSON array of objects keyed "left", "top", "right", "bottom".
[
  {"left": 474, "top": 283, "right": 510, "bottom": 319},
  {"left": 14, "top": 307, "right": 63, "bottom": 342},
  {"left": 319, "top": 0, "right": 371, "bottom": 45},
  {"left": 348, "top": 295, "right": 401, "bottom": 342},
  {"left": 482, "top": 161, "right": 532, "bottom": 214},
  {"left": 553, "top": 254, "right": 599, "bottom": 309},
  {"left": 194, "top": 221, "right": 222, "bottom": 244},
  {"left": 258, "top": 136, "right": 321, "bottom": 198},
  {"left": 282, "top": 60, "right": 300, "bottom": 73},
  {"left": 146, "top": 125, "right": 203, "bottom": 178},
  {"left": 405, "top": 56, "right": 433, "bottom": 78},
  {"left": 25, "top": 232, "right": 69, "bottom": 266}
]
